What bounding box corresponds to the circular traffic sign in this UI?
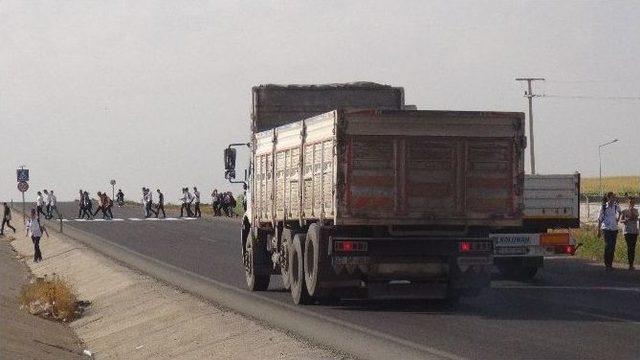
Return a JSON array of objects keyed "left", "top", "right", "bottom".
[
  {"left": 17, "top": 181, "right": 29, "bottom": 192},
  {"left": 110, "top": 179, "right": 116, "bottom": 186}
]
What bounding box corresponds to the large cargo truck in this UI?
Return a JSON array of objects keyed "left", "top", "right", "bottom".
[
  {"left": 492, "top": 173, "right": 580, "bottom": 279},
  {"left": 224, "top": 83, "right": 526, "bottom": 304}
]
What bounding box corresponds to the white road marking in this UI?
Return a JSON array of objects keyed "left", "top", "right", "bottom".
[
  {"left": 62, "top": 217, "right": 193, "bottom": 222},
  {"left": 571, "top": 310, "right": 640, "bottom": 325}
]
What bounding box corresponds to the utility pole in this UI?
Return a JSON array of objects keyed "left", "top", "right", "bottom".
[{"left": 515, "top": 77, "right": 545, "bottom": 174}]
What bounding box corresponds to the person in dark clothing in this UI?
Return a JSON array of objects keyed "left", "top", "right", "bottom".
[
  {"left": 621, "top": 196, "right": 638, "bottom": 270},
  {"left": 104, "top": 194, "right": 114, "bottom": 219},
  {"left": 77, "top": 189, "right": 84, "bottom": 218},
  {"left": 1, "top": 202, "right": 16, "bottom": 235},
  {"left": 26, "top": 209, "right": 48, "bottom": 262},
  {"left": 211, "top": 189, "right": 221, "bottom": 216},
  {"left": 156, "top": 189, "right": 166, "bottom": 218},
  {"left": 82, "top": 191, "right": 94, "bottom": 219},
  {"left": 193, "top": 187, "right": 201, "bottom": 218},
  {"left": 116, "top": 189, "right": 125, "bottom": 206}
]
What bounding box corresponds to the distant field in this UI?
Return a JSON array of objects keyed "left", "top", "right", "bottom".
[{"left": 581, "top": 176, "right": 639, "bottom": 197}]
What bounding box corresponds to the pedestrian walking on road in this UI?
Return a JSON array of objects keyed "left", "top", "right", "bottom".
[
  {"left": 116, "top": 189, "right": 125, "bottom": 207},
  {"left": 145, "top": 188, "right": 158, "bottom": 218},
  {"left": 179, "top": 188, "right": 193, "bottom": 217},
  {"left": 26, "top": 208, "right": 48, "bottom": 262},
  {"left": 156, "top": 189, "right": 166, "bottom": 218},
  {"left": 1, "top": 202, "right": 16, "bottom": 236},
  {"left": 43, "top": 189, "right": 52, "bottom": 219},
  {"left": 48, "top": 190, "right": 60, "bottom": 219},
  {"left": 211, "top": 189, "right": 221, "bottom": 216},
  {"left": 598, "top": 192, "right": 621, "bottom": 270},
  {"left": 77, "top": 189, "right": 84, "bottom": 218},
  {"left": 620, "top": 196, "right": 638, "bottom": 270},
  {"left": 193, "top": 187, "right": 201, "bottom": 218},
  {"left": 81, "top": 191, "right": 94, "bottom": 219},
  {"left": 35, "top": 191, "right": 47, "bottom": 219},
  {"left": 93, "top": 191, "right": 106, "bottom": 218}
]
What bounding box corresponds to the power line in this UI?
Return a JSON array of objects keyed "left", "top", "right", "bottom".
[{"left": 543, "top": 94, "right": 640, "bottom": 101}]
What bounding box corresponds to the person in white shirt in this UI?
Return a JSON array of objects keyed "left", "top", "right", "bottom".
[
  {"left": 193, "top": 187, "right": 201, "bottom": 218},
  {"left": 145, "top": 188, "right": 158, "bottom": 218},
  {"left": 43, "top": 189, "right": 52, "bottom": 219},
  {"left": 26, "top": 208, "right": 48, "bottom": 262},
  {"left": 179, "top": 187, "right": 193, "bottom": 217},
  {"left": 35, "top": 191, "right": 47, "bottom": 219},
  {"left": 598, "top": 192, "right": 621, "bottom": 270},
  {"left": 48, "top": 190, "right": 60, "bottom": 219}
]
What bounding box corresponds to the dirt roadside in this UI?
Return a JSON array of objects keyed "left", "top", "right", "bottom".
[
  {"left": 0, "top": 236, "right": 85, "bottom": 359},
  {"left": 7, "top": 223, "right": 345, "bottom": 359}
]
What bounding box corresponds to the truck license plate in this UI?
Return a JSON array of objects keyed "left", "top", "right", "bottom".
[{"left": 496, "top": 247, "right": 527, "bottom": 255}]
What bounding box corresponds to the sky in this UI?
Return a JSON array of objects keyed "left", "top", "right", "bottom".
[{"left": 1, "top": 0, "right": 639, "bottom": 202}]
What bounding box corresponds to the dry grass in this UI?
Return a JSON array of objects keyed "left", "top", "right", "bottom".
[
  {"left": 571, "top": 225, "right": 637, "bottom": 265},
  {"left": 581, "top": 176, "right": 640, "bottom": 197},
  {"left": 20, "top": 274, "right": 79, "bottom": 322}
]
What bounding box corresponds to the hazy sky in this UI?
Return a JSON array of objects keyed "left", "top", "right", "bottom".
[{"left": 1, "top": 0, "right": 639, "bottom": 202}]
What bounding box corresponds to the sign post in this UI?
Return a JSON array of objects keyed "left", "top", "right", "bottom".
[
  {"left": 110, "top": 179, "right": 116, "bottom": 200},
  {"left": 17, "top": 166, "right": 29, "bottom": 224}
]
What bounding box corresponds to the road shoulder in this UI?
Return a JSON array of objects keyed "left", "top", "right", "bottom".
[
  {"left": 7, "top": 222, "right": 341, "bottom": 359},
  {"left": 0, "top": 236, "right": 84, "bottom": 359}
]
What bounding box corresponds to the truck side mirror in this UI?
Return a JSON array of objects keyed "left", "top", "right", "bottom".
[{"left": 224, "top": 148, "right": 237, "bottom": 179}]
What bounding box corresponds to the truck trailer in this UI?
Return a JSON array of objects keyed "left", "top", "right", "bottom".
[
  {"left": 224, "top": 83, "right": 526, "bottom": 304},
  {"left": 492, "top": 173, "right": 580, "bottom": 279}
]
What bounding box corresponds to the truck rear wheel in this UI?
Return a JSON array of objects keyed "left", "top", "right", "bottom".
[
  {"left": 290, "top": 234, "right": 310, "bottom": 304},
  {"left": 244, "top": 233, "right": 270, "bottom": 291},
  {"left": 304, "top": 224, "right": 327, "bottom": 298},
  {"left": 280, "top": 228, "right": 294, "bottom": 290}
]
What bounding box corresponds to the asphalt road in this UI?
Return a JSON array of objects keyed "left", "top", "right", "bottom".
[{"left": 46, "top": 203, "right": 640, "bottom": 359}]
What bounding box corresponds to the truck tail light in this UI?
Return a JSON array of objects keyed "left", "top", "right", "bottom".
[
  {"left": 554, "top": 245, "right": 575, "bottom": 255},
  {"left": 459, "top": 241, "right": 492, "bottom": 253},
  {"left": 334, "top": 240, "right": 367, "bottom": 252}
]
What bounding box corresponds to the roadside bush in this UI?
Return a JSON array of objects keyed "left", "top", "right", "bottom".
[
  {"left": 571, "top": 225, "right": 636, "bottom": 265},
  {"left": 20, "top": 274, "right": 79, "bottom": 322}
]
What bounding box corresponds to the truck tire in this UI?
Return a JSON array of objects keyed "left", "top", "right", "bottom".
[
  {"left": 244, "top": 233, "right": 270, "bottom": 291},
  {"left": 290, "top": 233, "right": 310, "bottom": 305},
  {"left": 280, "top": 228, "right": 294, "bottom": 291},
  {"left": 304, "top": 224, "right": 328, "bottom": 298}
]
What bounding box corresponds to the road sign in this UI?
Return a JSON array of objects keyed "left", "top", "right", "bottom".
[
  {"left": 110, "top": 179, "right": 116, "bottom": 186},
  {"left": 17, "top": 181, "right": 29, "bottom": 192},
  {"left": 17, "top": 168, "right": 29, "bottom": 182}
]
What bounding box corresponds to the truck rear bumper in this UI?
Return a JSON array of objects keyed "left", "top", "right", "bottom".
[{"left": 325, "top": 236, "right": 493, "bottom": 298}]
